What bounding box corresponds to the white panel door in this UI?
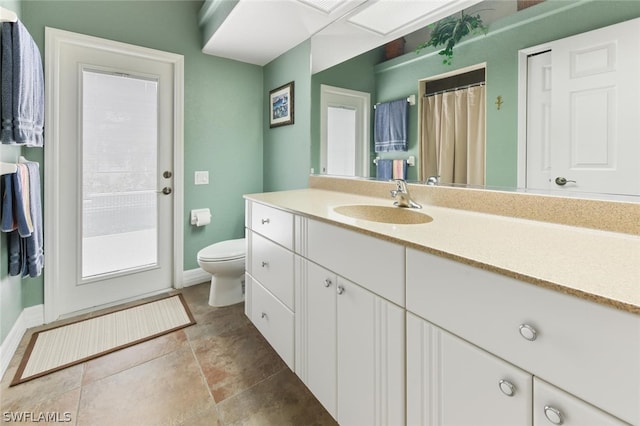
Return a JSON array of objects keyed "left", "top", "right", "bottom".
[
  {"left": 46, "top": 28, "right": 182, "bottom": 319},
  {"left": 527, "top": 18, "right": 640, "bottom": 196},
  {"left": 551, "top": 17, "right": 640, "bottom": 196}
]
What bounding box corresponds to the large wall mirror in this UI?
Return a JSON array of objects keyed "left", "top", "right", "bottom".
[{"left": 310, "top": 0, "right": 640, "bottom": 201}]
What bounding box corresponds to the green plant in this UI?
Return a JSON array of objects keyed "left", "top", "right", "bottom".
[{"left": 416, "top": 11, "right": 488, "bottom": 65}]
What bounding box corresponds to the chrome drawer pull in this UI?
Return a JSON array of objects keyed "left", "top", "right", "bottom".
[
  {"left": 324, "top": 278, "right": 332, "bottom": 288},
  {"left": 261, "top": 218, "right": 270, "bottom": 224},
  {"left": 261, "top": 312, "right": 268, "bottom": 319},
  {"left": 261, "top": 261, "right": 269, "bottom": 268},
  {"left": 543, "top": 406, "right": 564, "bottom": 425},
  {"left": 337, "top": 285, "right": 345, "bottom": 295},
  {"left": 498, "top": 379, "right": 516, "bottom": 397},
  {"left": 519, "top": 324, "right": 537, "bottom": 341}
]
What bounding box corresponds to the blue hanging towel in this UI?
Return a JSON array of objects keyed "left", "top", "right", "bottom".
[
  {"left": 1, "top": 20, "right": 44, "bottom": 147},
  {"left": 374, "top": 99, "right": 407, "bottom": 152},
  {"left": 376, "top": 159, "right": 393, "bottom": 181}
]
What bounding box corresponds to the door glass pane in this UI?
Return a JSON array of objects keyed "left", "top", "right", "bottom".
[
  {"left": 82, "top": 70, "right": 159, "bottom": 279},
  {"left": 327, "top": 106, "right": 356, "bottom": 176}
]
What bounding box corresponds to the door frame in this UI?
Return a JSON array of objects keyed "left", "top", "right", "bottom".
[
  {"left": 44, "top": 28, "right": 184, "bottom": 323},
  {"left": 319, "top": 84, "right": 371, "bottom": 177},
  {"left": 517, "top": 42, "right": 552, "bottom": 189}
]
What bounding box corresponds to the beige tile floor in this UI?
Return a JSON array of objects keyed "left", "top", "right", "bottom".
[{"left": 0, "top": 283, "right": 337, "bottom": 426}]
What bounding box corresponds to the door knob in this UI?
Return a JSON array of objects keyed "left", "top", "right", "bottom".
[
  {"left": 163, "top": 170, "right": 172, "bottom": 179},
  {"left": 554, "top": 177, "right": 576, "bottom": 186}
]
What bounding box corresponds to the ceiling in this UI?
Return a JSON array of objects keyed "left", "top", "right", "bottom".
[{"left": 200, "top": 0, "right": 483, "bottom": 67}]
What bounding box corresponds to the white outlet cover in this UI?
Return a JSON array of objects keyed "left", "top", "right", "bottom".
[{"left": 195, "top": 171, "right": 209, "bottom": 185}]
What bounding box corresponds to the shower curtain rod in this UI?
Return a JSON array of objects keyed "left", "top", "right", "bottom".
[{"left": 425, "top": 82, "right": 485, "bottom": 97}]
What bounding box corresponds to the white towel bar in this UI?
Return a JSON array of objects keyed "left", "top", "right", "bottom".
[
  {"left": 0, "top": 6, "right": 18, "bottom": 23},
  {"left": 373, "top": 156, "right": 415, "bottom": 166}
]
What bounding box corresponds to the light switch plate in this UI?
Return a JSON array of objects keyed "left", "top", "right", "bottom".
[{"left": 195, "top": 171, "right": 209, "bottom": 185}]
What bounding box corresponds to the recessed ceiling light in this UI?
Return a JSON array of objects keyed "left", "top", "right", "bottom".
[
  {"left": 297, "top": 0, "right": 346, "bottom": 14},
  {"left": 347, "top": 0, "right": 450, "bottom": 35}
]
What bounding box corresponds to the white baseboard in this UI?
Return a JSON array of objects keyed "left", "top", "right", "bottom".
[
  {"left": 0, "top": 304, "right": 44, "bottom": 381},
  {"left": 182, "top": 268, "right": 210, "bottom": 288}
]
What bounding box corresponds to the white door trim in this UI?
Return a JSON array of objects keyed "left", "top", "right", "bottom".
[
  {"left": 320, "top": 84, "right": 371, "bottom": 177},
  {"left": 44, "top": 27, "right": 184, "bottom": 323}
]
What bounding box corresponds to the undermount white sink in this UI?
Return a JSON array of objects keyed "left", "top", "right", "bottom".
[{"left": 333, "top": 205, "right": 433, "bottom": 225}]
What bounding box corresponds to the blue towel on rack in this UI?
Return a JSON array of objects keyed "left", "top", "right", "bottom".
[
  {"left": 1, "top": 22, "right": 14, "bottom": 143},
  {"left": 1, "top": 162, "right": 43, "bottom": 277},
  {"left": 374, "top": 99, "right": 408, "bottom": 152},
  {"left": 376, "top": 159, "right": 393, "bottom": 181},
  {"left": 23, "top": 162, "right": 43, "bottom": 277},
  {"left": 1, "top": 20, "right": 44, "bottom": 147}
]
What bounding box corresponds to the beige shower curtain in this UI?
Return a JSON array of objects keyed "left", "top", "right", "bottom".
[{"left": 420, "top": 85, "right": 485, "bottom": 185}]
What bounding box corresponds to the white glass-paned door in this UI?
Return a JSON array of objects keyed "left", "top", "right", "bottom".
[
  {"left": 327, "top": 106, "right": 356, "bottom": 176},
  {"left": 82, "top": 70, "right": 159, "bottom": 279}
]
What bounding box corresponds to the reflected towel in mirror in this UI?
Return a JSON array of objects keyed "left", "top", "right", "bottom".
[{"left": 374, "top": 99, "right": 407, "bottom": 152}]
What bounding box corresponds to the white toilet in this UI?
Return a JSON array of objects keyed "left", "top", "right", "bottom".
[{"left": 197, "top": 238, "right": 246, "bottom": 307}]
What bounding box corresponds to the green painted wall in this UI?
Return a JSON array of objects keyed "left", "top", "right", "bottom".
[
  {"left": 22, "top": 0, "right": 263, "bottom": 272},
  {"left": 313, "top": 0, "right": 640, "bottom": 187},
  {"left": 263, "top": 40, "right": 311, "bottom": 192},
  {"left": 0, "top": 0, "right": 24, "bottom": 345},
  {"left": 1, "top": 0, "right": 264, "bottom": 345}
]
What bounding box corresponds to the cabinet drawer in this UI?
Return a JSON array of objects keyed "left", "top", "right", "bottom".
[
  {"left": 249, "top": 231, "right": 294, "bottom": 310},
  {"left": 306, "top": 219, "right": 405, "bottom": 307},
  {"left": 406, "top": 248, "right": 640, "bottom": 425},
  {"left": 249, "top": 201, "right": 293, "bottom": 250},
  {"left": 533, "top": 378, "right": 627, "bottom": 426},
  {"left": 249, "top": 275, "right": 294, "bottom": 370}
]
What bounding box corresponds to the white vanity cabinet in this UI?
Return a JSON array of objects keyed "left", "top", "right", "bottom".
[
  {"left": 406, "top": 248, "right": 638, "bottom": 425},
  {"left": 245, "top": 201, "right": 295, "bottom": 369},
  {"left": 295, "top": 218, "right": 406, "bottom": 426}
]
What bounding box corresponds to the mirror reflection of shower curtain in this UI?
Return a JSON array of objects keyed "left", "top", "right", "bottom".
[{"left": 421, "top": 85, "right": 485, "bottom": 185}]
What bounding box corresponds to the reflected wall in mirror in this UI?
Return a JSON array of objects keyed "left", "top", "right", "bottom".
[{"left": 310, "top": 0, "right": 640, "bottom": 200}]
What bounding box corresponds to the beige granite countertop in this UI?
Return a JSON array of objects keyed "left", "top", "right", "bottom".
[{"left": 245, "top": 188, "right": 640, "bottom": 315}]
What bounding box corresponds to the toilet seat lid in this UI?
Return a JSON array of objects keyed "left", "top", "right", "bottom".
[{"left": 198, "top": 238, "right": 245, "bottom": 261}]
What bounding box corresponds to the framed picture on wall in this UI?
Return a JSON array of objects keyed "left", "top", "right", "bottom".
[{"left": 269, "top": 81, "right": 294, "bottom": 128}]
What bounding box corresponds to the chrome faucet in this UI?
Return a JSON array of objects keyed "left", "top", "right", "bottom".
[
  {"left": 390, "top": 179, "right": 422, "bottom": 209},
  {"left": 425, "top": 175, "right": 440, "bottom": 186}
]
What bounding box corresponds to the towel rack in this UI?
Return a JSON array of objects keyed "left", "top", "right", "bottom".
[
  {"left": 373, "top": 156, "right": 415, "bottom": 166},
  {"left": 0, "top": 162, "right": 17, "bottom": 175},
  {"left": 374, "top": 95, "right": 416, "bottom": 109},
  {"left": 1, "top": 156, "right": 34, "bottom": 176},
  {"left": 0, "top": 6, "right": 18, "bottom": 23}
]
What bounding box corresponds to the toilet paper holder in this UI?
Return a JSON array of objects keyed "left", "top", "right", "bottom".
[{"left": 190, "top": 208, "right": 212, "bottom": 226}]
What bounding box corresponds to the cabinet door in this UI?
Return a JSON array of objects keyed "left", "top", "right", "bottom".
[
  {"left": 337, "top": 277, "right": 405, "bottom": 426},
  {"left": 407, "top": 313, "right": 533, "bottom": 426},
  {"left": 533, "top": 378, "right": 627, "bottom": 426},
  {"left": 295, "top": 258, "right": 337, "bottom": 417}
]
